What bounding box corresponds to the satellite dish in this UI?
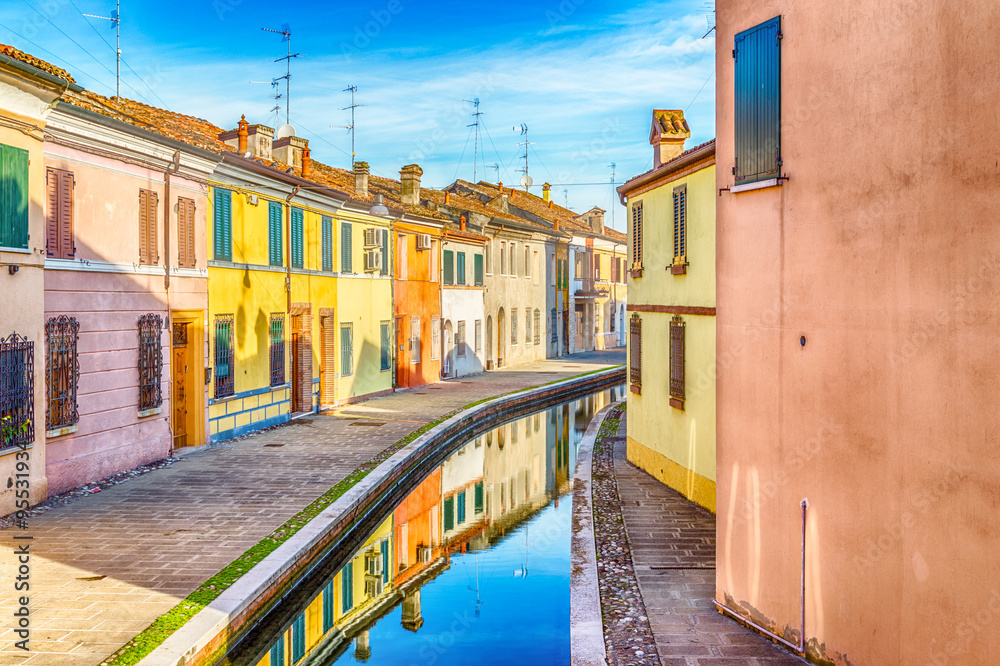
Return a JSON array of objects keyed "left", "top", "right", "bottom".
[
  {"left": 520, "top": 175, "right": 533, "bottom": 189},
  {"left": 275, "top": 124, "right": 296, "bottom": 139}
]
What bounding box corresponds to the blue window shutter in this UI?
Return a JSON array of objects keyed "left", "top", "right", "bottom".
[
  {"left": 291, "top": 207, "right": 303, "bottom": 268},
  {"left": 457, "top": 490, "right": 466, "bottom": 523},
  {"left": 0, "top": 144, "right": 29, "bottom": 249},
  {"left": 444, "top": 497, "right": 454, "bottom": 531},
  {"left": 269, "top": 635, "right": 285, "bottom": 666},
  {"left": 734, "top": 16, "right": 781, "bottom": 184},
  {"left": 380, "top": 540, "right": 389, "bottom": 584}
]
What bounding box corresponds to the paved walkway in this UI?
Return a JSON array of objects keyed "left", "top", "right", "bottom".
[
  {"left": 611, "top": 414, "right": 806, "bottom": 666},
  {"left": 0, "top": 351, "right": 623, "bottom": 666}
]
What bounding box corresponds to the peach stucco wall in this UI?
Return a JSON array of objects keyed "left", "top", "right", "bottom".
[{"left": 715, "top": 2, "right": 1000, "bottom": 664}]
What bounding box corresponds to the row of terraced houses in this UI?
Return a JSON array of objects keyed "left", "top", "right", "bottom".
[{"left": 0, "top": 45, "right": 625, "bottom": 516}]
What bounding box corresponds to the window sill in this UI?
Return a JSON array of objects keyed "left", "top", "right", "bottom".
[
  {"left": 670, "top": 264, "right": 687, "bottom": 275},
  {"left": 630, "top": 385, "right": 641, "bottom": 395},
  {"left": 629, "top": 268, "right": 643, "bottom": 279},
  {"left": 731, "top": 177, "right": 783, "bottom": 194},
  {"left": 669, "top": 398, "right": 685, "bottom": 411},
  {"left": 138, "top": 407, "right": 163, "bottom": 418},
  {"left": 0, "top": 247, "right": 32, "bottom": 254},
  {"left": 46, "top": 424, "right": 78, "bottom": 438}
]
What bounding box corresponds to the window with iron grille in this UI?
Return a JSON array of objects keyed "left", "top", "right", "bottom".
[
  {"left": 629, "top": 315, "right": 641, "bottom": 393},
  {"left": 0, "top": 332, "right": 34, "bottom": 449},
  {"left": 137, "top": 314, "right": 163, "bottom": 411},
  {"left": 474, "top": 319, "right": 482, "bottom": 353},
  {"left": 45, "top": 316, "right": 79, "bottom": 431},
  {"left": 673, "top": 184, "right": 687, "bottom": 269},
  {"left": 340, "top": 323, "right": 354, "bottom": 377},
  {"left": 525, "top": 310, "right": 531, "bottom": 344},
  {"left": 457, "top": 321, "right": 466, "bottom": 357},
  {"left": 431, "top": 316, "right": 440, "bottom": 360},
  {"left": 511, "top": 308, "right": 518, "bottom": 346},
  {"left": 551, "top": 309, "right": 558, "bottom": 343},
  {"left": 380, "top": 321, "right": 391, "bottom": 371},
  {"left": 410, "top": 316, "right": 421, "bottom": 363},
  {"left": 631, "top": 201, "right": 643, "bottom": 270},
  {"left": 269, "top": 314, "right": 285, "bottom": 386},
  {"left": 214, "top": 315, "right": 235, "bottom": 398},
  {"left": 734, "top": 16, "right": 782, "bottom": 185},
  {"left": 533, "top": 309, "right": 541, "bottom": 345},
  {"left": 670, "top": 316, "right": 686, "bottom": 406}
]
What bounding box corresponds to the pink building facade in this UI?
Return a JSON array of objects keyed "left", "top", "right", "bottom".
[{"left": 715, "top": 1, "right": 1000, "bottom": 664}]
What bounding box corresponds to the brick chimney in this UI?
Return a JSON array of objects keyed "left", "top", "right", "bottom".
[
  {"left": 650, "top": 109, "right": 690, "bottom": 168},
  {"left": 354, "top": 161, "right": 370, "bottom": 198},
  {"left": 542, "top": 182, "right": 551, "bottom": 203},
  {"left": 220, "top": 119, "right": 273, "bottom": 159},
  {"left": 237, "top": 115, "right": 248, "bottom": 153},
  {"left": 301, "top": 146, "right": 312, "bottom": 179},
  {"left": 400, "top": 164, "right": 422, "bottom": 206}
]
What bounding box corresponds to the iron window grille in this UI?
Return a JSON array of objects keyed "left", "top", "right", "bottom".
[
  {"left": 214, "top": 315, "right": 235, "bottom": 398},
  {"left": 457, "top": 321, "right": 466, "bottom": 357},
  {"left": 138, "top": 314, "right": 163, "bottom": 411},
  {"left": 670, "top": 316, "right": 686, "bottom": 403},
  {"left": 551, "top": 309, "right": 558, "bottom": 343},
  {"left": 269, "top": 314, "right": 285, "bottom": 386},
  {"left": 511, "top": 309, "right": 518, "bottom": 346},
  {"left": 629, "top": 315, "right": 642, "bottom": 392},
  {"left": 533, "top": 309, "right": 541, "bottom": 345},
  {"left": 45, "top": 315, "right": 79, "bottom": 431},
  {"left": 474, "top": 320, "right": 482, "bottom": 354},
  {"left": 0, "top": 333, "right": 33, "bottom": 449}
]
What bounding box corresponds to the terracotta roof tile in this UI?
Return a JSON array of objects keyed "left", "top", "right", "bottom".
[
  {"left": 620, "top": 139, "right": 716, "bottom": 190},
  {"left": 0, "top": 43, "right": 75, "bottom": 84}
]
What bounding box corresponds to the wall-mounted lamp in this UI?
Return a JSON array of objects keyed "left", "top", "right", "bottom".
[
  {"left": 800, "top": 335, "right": 806, "bottom": 347},
  {"left": 8, "top": 265, "right": 18, "bottom": 275},
  {"left": 369, "top": 193, "right": 389, "bottom": 216}
]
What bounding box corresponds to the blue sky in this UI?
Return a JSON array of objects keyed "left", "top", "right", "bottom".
[{"left": 2, "top": 0, "right": 715, "bottom": 230}]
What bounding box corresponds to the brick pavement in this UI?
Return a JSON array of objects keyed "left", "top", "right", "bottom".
[
  {"left": 0, "top": 351, "right": 623, "bottom": 666},
  {"left": 611, "top": 415, "right": 806, "bottom": 666}
]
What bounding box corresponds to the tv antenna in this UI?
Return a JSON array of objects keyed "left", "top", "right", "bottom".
[
  {"left": 513, "top": 123, "right": 532, "bottom": 190},
  {"left": 607, "top": 162, "right": 616, "bottom": 229},
  {"left": 332, "top": 85, "right": 362, "bottom": 167},
  {"left": 702, "top": 2, "right": 716, "bottom": 37},
  {"left": 563, "top": 188, "right": 569, "bottom": 208},
  {"left": 262, "top": 24, "right": 300, "bottom": 125},
  {"left": 489, "top": 162, "right": 500, "bottom": 183},
  {"left": 250, "top": 79, "right": 282, "bottom": 127},
  {"left": 83, "top": 0, "right": 121, "bottom": 97},
  {"left": 465, "top": 97, "right": 483, "bottom": 183}
]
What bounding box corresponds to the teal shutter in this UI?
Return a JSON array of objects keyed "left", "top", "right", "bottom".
[
  {"left": 269, "top": 635, "right": 285, "bottom": 666},
  {"left": 322, "top": 581, "right": 334, "bottom": 631},
  {"left": 380, "top": 322, "right": 391, "bottom": 370},
  {"left": 291, "top": 615, "right": 305, "bottom": 661},
  {"left": 380, "top": 228, "right": 388, "bottom": 275},
  {"left": 443, "top": 496, "right": 454, "bottom": 531},
  {"left": 457, "top": 490, "right": 466, "bottom": 523},
  {"left": 213, "top": 188, "right": 232, "bottom": 261},
  {"left": 342, "top": 564, "right": 353, "bottom": 611},
  {"left": 474, "top": 482, "right": 484, "bottom": 513},
  {"left": 341, "top": 324, "right": 353, "bottom": 377},
  {"left": 321, "top": 216, "right": 333, "bottom": 271},
  {"left": 380, "top": 540, "right": 389, "bottom": 584},
  {"left": 341, "top": 222, "right": 352, "bottom": 272},
  {"left": 734, "top": 16, "right": 782, "bottom": 184},
  {"left": 457, "top": 252, "right": 466, "bottom": 285},
  {"left": 474, "top": 254, "right": 484, "bottom": 286},
  {"left": 0, "top": 144, "right": 28, "bottom": 249},
  {"left": 291, "top": 207, "right": 303, "bottom": 268},
  {"left": 268, "top": 201, "right": 282, "bottom": 266},
  {"left": 443, "top": 250, "right": 454, "bottom": 284}
]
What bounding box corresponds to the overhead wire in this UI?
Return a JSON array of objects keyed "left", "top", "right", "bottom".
[
  {"left": 0, "top": 21, "right": 117, "bottom": 94},
  {"left": 480, "top": 117, "right": 511, "bottom": 184}
]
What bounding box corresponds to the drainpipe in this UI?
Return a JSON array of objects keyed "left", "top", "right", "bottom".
[
  {"left": 390, "top": 215, "right": 397, "bottom": 391},
  {"left": 714, "top": 498, "right": 809, "bottom": 655},
  {"left": 285, "top": 186, "right": 300, "bottom": 411},
  {"left": 163, "top": 150, "right": 180, "bottom": 452}
]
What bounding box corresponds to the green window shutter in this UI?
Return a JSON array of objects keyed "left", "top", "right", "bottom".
[
  {"left": 443, "top": 250, "right": 454, "bottom": 285},
  {"left": 341, "top": 564, "right": 353, "bottom": 611},
  {"left": 380, "top": 229, "right": 388, "bottom": 275},
  {"left": 0, "top": 144, "right": 29, "bottom": 249},
  {"left": 270, "top": 635, "right": 285, "bottom": 666},
  {"left": 322, "top": 217, "right": 333, "bottom": 271},
  {"left": 268, "top": 201, "right": 282, "bottom": 266},
  {"left": 734, "top": 16, "right": 782, "bottom": 184},
  {"left": 474, "top": 254, "right": 484, "bottom": 286},
  {"left": 341, "top": 324, "right": 353, "bottom": 377},
  {"left": 457, "top": 490, "right": 466, "bottom": 523},
  {"left": 380, "top": 539, "right": 389, "bottom": 584},
  {"left": 291, "top": 207, "right": 304, "bottom": 268},
  {"left": 291, "top": 615, "right": 305, "bottom": 662},
  {"left": 341, "top": 222, "right": 352, "bottom": 272},
  {"left": 443, "top": 497, "right": 454, "bottom": 532},
  {"left": 380, "top": 321, "right": 391, "bottom": 371},
  {"left": 457, "top": 252, "right": 466, "bottom": 285},
  {"left": 474, "top": 482, "right": 484, "bottom": 513},
  {"left": 213, "top": 188, "right": 232, "bottom": 261},
  {"left": 322, "top": 581, "right": 334, "bottom": 632}
]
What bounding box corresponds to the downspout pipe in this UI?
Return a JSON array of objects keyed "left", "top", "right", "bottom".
[
  {"left": 285, "top": 186, "right": 300, "bottom": 408},
  {"left": 164, "top": 150, "right": 180, "bottom": 292},
  {"left": 714, "top": 498, "right": 809, "bottom": 656}
]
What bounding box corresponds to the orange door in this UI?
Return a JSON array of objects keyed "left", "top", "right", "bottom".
[{"left": 171, "top": 322, "right": 191, "bottom": 448}]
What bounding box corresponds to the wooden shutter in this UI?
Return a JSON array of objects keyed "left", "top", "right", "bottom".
[
  {"left": 0, "top": 144, "right": 29, "bottom": 250},
  {"left": 734, "top": 16, "right": 782, "bottom": 184},
  {"left": 177, "top": 197, "right": 196, "bottom": 268},
  {"left": 443, "top": 250, "right": 454, "bottom": 284},
  {"left": 213, "top": 188, "right": 232, "bottom": 261},
  {"left": 629, "top": 315, "right": 641, "bottom": 393},
  {"left": 673, "top": 184, "right": 687, "bottom": 265},
  {"left": 631, "top": 201, "right": 642, "bottom": 268},
  {"left": 139, "top": 189, "right": 158, "bottom": 265},
  {"left": 321, "top": 316, "right": 336, "bottom": 403},
  {"left": 381, "top": 228, "right": 389, "bottom": 275},
  {"left": 670, "top": 316, "right": 685, "bottom": 406},
  {"left": 46, "top": 168, "right": 74, "bottom": 259}
]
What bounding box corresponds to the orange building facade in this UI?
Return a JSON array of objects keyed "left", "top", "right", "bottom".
[{"left": 393, "top": 218, "right": 443, "bottom": 389}]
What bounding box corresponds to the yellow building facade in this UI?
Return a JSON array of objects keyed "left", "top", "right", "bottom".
[{"left": 619, "top": 118, "right": 716, "bottom": 512}]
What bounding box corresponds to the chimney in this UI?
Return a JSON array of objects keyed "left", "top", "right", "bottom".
[
  {"left": 354, "top": 161, "right": 370, "bottom": 198},
  {"left": 542, "top": 182, "right": 551, "bottom": 203},
  {"left": 301, "top": 146, "right": 311, "bottom": 179},
  {"left": 589, "top": 209, "right": 605, "bottom": 235},
  {"left": 400, "top": 164, "right": 423, "bottom": 206},
  {"left": 650, "top": 109, "right": 690, "bottom": 168},
  {"left": 273, "top": 135, "right": 308, "bottom": 168},
  {"left": 444, "top": 191, "right": 450, "bottom": 205},
  {"left": 237, "top": 115, "right": 248, "bottom": 153},
  {"left": 221, "top": 121, "right": 274, "bottom": 159}
]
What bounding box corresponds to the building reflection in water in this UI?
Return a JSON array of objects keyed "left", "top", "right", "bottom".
[{"left": 253, "top": 386, "right": 622, "bottom": 666}]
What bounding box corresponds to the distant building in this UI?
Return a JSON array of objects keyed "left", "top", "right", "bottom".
[{"left": 618, "top": 110, "right": 716, "bottom": 512}]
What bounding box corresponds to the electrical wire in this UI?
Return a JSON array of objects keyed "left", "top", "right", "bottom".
[
  {"left": 453, "top": 124, "right": 474, "bottom": 182},
  {"left": 480, "top": 117, "right": 511, "bottom": 184},
  {"left": 0, "top": 21, "right": 117, "bottom": 94},
  {"left": 685, "top": 69, "right": 714, "bottom": 112}
]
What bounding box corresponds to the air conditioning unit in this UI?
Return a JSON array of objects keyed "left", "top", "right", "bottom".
[
  {"left": 364, "top": 575, "right": 384, "bottom": 598},
  {"left": 364, "top": 228, "right": 384, "bottom": 247},
  {"left": 416, "top": 234, "right": 432, "bottom": 250},
  {"left": 416, "top": 545, "right": 432, "bottom": 564},
  {"left": 363, "top": 249, "right": 383, "bottom": 272},
  {"left": 364, "top": 550, "right": 383, "bottom": 577}
]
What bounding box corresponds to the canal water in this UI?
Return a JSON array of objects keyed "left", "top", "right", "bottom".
[{"left": 247, "top": 384, "right": 624, "bottom": 666}]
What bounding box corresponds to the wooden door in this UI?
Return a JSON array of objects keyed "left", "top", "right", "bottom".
[
  {"left": 320, "top": 316, "right": 336, "bottom": 406},
  {"left": 171, "top": 322, "right": 192, "bottom": 448}
]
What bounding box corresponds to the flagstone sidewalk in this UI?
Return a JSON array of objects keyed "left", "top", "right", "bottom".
[{"left": 0, "top": 350, "right": 623, "bottom": 666}]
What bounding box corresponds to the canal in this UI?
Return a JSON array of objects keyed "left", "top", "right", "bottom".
[{"left": 237, "top": 384, "right": 624, "bottom": 666}]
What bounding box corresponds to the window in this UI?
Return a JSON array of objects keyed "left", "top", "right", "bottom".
[
  {"left": 137, "top": 314, "right": 163, "bottom": 411},
  {"left": 0, "top": 143, "right": 28, "bottom": 250},
  {"left": 291, "top": 614, "right": 305, "bottom": 662},
  {"left": 670, "top": 316, "right": 686, "bottom": 407},
  {"left": 431, "top": 315, "right": 440, "bottom": 361},
  {"left": 673, "top": 184, "right": 687, "bottom": 270},
  {"left": 630, "top": 201, "right": 642, "bottom": 270},
  {"left": 213, "top": 188, "right": 232, "bottom": 261},
  {"left": 380, "top": 321, "right": 391, "bottom": 371},
  {"left": 474, "top": 253, "right": 484, "bottom": 286},
  {"left": 177, "top": 197, "right": 196, "bottom": 268},
  {"left": 457, "top": 252, "right": 466, "bottom": 285},
  {"left": 457, "top": 490, "right": 467, "bottom": 524},
  {"left": 429, "top": 239, "right": 437, "bottom": 282},
  {"left": 735, "top": 16, "right": 782, "bottom": 185},
  {"left": 380, "top": 539, "right": 390, "bottom": 584},
  {"left": 443, "top": 496, "right": 454, "bottom": 531},
  {"left": 533, "top": 309, "right": 540, "bottom": 345},
  {"left": 269, "top": 314, "right": 285, "bottom": 386},
  {"left": 0, "top": 333, "right": 34, "bottom": 449},
  {"left": 290, "top": 207, "right": 304, "bottom": 269},
  {"left": 341, "top": 563, "right": 354, "bottom": 611},
  {"left": 629, "top": 314, "right": 641, "bottom": 394},
  {"left": 474, "top": 482, "right": 484, "bottom": 514},
  {"left": 474, "top": 320, "right": 482, "bottom": 354},
  {"left": 270, "top": 635, "right": 285, "bottom": 666},
  {"left": 397, "top": 234, "right": 407, "bottom": 279},
  {"left": 509, "top": 243, "right": 517, "bottom": 276},
  {"left": 341, "top": 222, "right": 353, "bottom": 273},
  {"left": 340, "top": 323, "right": 354, "bottom": 377},
  {"left": 500, "top": 241, "right": 507, "bottom": 275},
  {"left": 45, "top": 316, "right": 79, "bottom": 432},
  {"left": 511, "top": 308, "right": 518, "bottom": 346},
  {"left": 45, "top": 167, "right": 75, "bottom": 259},
  {"left": 443, "top": 250, "right": 454, "bottom": 284},
  {"left": 524, "top": 246, "right": 531, "bottom": 277},
  {"left": 322, "top": 216, "right": 333, "bottom": 272},
  {"left": 268, "top": 201, "right": 283, "bottom": 266},
  {"left": 381, "top": 228, "right": 389, "bottom": 276},
  {"left": 457, "top": 321, "right": 466, "bottom": 357},
  {"left": 322, "top": 580, "right": 334, "bottom": 632},
  {"left": 525, "top": 310, "right": 531, "bottom": 345},
  {"left": 594, "top": 255, "right": 601, "bottom": 281},
  {"left": 214, "top": 315, "right": 234, "bottom": 398},
  {"left": 410, "top": 316, "right": 421, "bottom": 363},
  {"left": 485, "top": 241, "right": 492, "bottom": 274},
  {"left": 551, "top": 309, "right": 558, "bottom": 343},
  {"left": 533, "top": 251, "right": 539, "bottom": 283},
  {"left": 138, "top": 189, "right": 159, "bottom": 265}
]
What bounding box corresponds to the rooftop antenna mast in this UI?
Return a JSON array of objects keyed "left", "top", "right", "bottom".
[
  {"left": 514, "top": 123, "right": 532, "bottom": 191},
  {"left": 333, "top": 85, "right": 362, "bottom": 167},
  {"left": 83, "top": 0, "right": 121, "bottom": 98},
  {"left": 607, "top": 162, "right": 616, "bottom": 229},
  {"left": 250, "top": 79, "right": 282, "bottom": 127},
  {"left": 262, "top": 24, "right": 300, "bottom": 125},
  {"left": 563, "top": 188, "right": 569, "bottom": 209},
  {"left": 489, "top": 162, "right": 500, "bottom": 183},
  {"left": 465, "top": 97, "right": 483, "bottom": 182}
]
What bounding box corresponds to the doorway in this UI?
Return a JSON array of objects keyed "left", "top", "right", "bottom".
[
  {"left": 290, "top": 308, "right": 313, "bottom": 414},
  {"left": 497, "top": 308, "right": 505, "bottom": 368},
  {"left": 320, "top": 312, "right": 336, "bottom": 406},
  {"left": 486, "top": 315, "right": 493, "bottom": 369},
  {"left": 170, "top": 311, "right": 203, "bottom": 450}
]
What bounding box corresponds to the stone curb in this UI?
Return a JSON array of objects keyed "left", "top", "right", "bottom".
[
  {"left": 570, "top": 401, "right": 617, "bottom": 666},
  {"left": 139, "top": 367, "right": 625, "bottom": 666}
]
